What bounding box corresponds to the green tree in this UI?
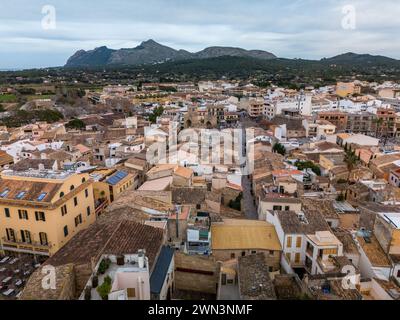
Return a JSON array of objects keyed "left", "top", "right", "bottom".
[
  {"left": 148, "top": 106, "right": 164, "bottom": 124},
  {"left": 97, "top": 276, "right": 112, "bottom": 300},
  {"left": 344, "top": 149, "right": 359, "bottom": 184},
  {"left": 295, "top": 161, "right": 321, "bottom": 176},
  {"left": 66, "top": 118, "right": 86, "bottom": 130},
  {"left": 228, "top": 193, "right": 243, "bottom": 211},
  {"left": 273, "top": 143, "right": 286, "bottom": 156}
]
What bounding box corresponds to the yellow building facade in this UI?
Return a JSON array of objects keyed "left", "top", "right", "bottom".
[
  {"left": 0, "top": 170, "right": 96, "bottom": 256},
  {"left": 92, "top": 169, "right": 136, "bottom": 206},
  {"left": 336, "top": 82, "right": 362, "bottom": 97}
]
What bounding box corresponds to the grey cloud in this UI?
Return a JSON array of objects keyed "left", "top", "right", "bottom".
[{"left": 0, "top": 0, "right": 399, "bottom": 68}]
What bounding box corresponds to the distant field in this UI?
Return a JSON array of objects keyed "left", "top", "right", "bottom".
[
  {"left": 26, "top": 94, "right": 55, "bottom": 101},
  {"left": 0, "top": 94, "right": 17, "bottom": 103}
]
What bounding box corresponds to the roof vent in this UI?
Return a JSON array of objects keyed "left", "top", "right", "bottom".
[{"left": 297, "top": 212, "right": 309, "bottom": 224}]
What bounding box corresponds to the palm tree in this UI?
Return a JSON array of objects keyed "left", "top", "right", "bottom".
[
  {"left": 373, "top": 118, "right": 384, "bottom": 138},
  {"left": 344, "top": 149, "right": 359, "bottom": 185},
  {"left": 383, "top": 119, "right": 395, "bottom": 147}
]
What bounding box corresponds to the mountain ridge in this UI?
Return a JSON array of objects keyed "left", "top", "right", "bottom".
[
  {"left": 65, "top": 40, "right": 400, "bottom": 69},
  {"left": 65, "top": 39, "right": 277, "bottom": 67}
]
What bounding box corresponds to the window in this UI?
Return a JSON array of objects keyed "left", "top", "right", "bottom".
[
  {"left": 85, "top": 189, "right": 89, "bottom": 198},
  {"left": 273, "top": 205, "right": 282, "bottom": 211},
  {"left": 87, "top": 206, "right": 91, "bottom": 216},
  {"left": 39, "top": 232, "right": 48, "bottom": 246},
  {"left": 63, "top": 226, "right": 69, "bottom": 237},
  {"left": 20, "top": 230, "right": 32, "bottom": 244},
  {"left": 295, "top": 253, "right": 301, "bottom": 263},
  {"left": 18, "top": 210, "right": 28, "bottom": 220},
  {"left": 4, "top": 208, "right": 10, "bottom": 218},
  {"left": 35, "top": 211, "right": 46, "bottom": 222},
  {"left": 397, "top": 270, "right": 400, "bottom": 278},
  {"left": 6, "top": 228, "right": 16, "bottom": 242},
  {"left": 82, "top": 178, "right": 86, "bottom": 183},
  {"left": 127, "top": 288, "right": 136, "bottom": 298},
  {"left": 230, "top": 253, "right": 235, "bottom": 259},
  {"left": 251, "top": 250, "right": 257, "bottom": 254},
  {"left": 70, "top": 185, "right": 75, "bottom": 191},
  {"left": 241, "top": 251, "right": 246, "bottom": 257},
  {"left": 285, "top": 206, "right": 290, "bottom": 211},
  {"left": 286, "top": 253, "right": 291, "bottom": 262},
  {"left": 296, "top": 237, "right": 302, "bottom": 248},
  {"left": 286, "top": 236, "right": 292, "bottom": 248},
  {"left": 74, "top": 197, "right": 78, "bottom": 206},
  {"left": 61, "top": 204, "right": 67, "bottom": 216},
  {"left": 75, "top": 214, "right": 82, "bottom": 227},
  {"left": 269, "top": 250, "right": 274, "bottom": 256},
  {"left": 59, "top": 192, "right": 65, "bottom": 198},
  {"left": 323, "top": 248, "right": 338, "bottom": 255}
]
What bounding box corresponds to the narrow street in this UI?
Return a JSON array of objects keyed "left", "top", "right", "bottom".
[
  {"left": 240, "top": 113, "right": 258, "bottom": 220},
  {"left": 242, "top": 174, "right": 258, "bottom": 220}
]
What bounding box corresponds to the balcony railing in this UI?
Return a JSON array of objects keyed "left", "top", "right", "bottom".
[
  {"left": 2, "top": 237, "right": 52, "bottom": 250},
  {"left": 306, "top": 247, "right": 314, "bottom": 257},
  {"left": 95, "top": 199, "right": 109, "bottom": 216}
]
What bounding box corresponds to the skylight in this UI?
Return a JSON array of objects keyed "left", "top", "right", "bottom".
[
  {"left": 37, "top": 192, "right": 47, "bottom": 201},
  {"left": 0, "top": 189, "right": 10, "bottom": 198},
  {"left": 15, "top": 191, "right": 26, "bottom": 200}
]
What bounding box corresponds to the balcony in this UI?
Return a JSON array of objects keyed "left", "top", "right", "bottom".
[
  {"left": 1, "top": 237, "right": 52, "bottom": 256},
  {"left": 317, "top": 256, "right": 336, "bottom": 273},
  {"left": 95, "top": 199, "right": 109, "bottom": 216},
  {"left": 306, "top": 246, "right": 314, "bottom": 258}
]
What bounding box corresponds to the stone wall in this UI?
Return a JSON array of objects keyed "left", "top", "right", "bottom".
[
  {"left": 74, "top": 263, "right": 94, "bottom": 298},
  {"left": 174, "top": 252, "right": 220, "bottom": 294},
  {"left": 212, "top": 249, "right": 281, "bottom": 272},
  {"left": 20, "top": 264, "right": 76, "bottom": 300}
]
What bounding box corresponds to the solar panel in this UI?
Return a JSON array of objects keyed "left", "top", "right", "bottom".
[{"left": 106, "top": 171, "right": 129, "bottom": 186}]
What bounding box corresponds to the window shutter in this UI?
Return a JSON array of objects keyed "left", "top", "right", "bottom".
[
  {"left": 35, "top": 212, "right": 39, "bottom": 221},
  {"left": 18, "top": 210, "right": 22, "bottom": 219}
]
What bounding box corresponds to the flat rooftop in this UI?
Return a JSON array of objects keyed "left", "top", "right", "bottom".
[
  {"left": 381, "top": 213, "right": 400, "bottom": 229},
  {"left": 357, "top": 235, "right": 391, "bottom": 267},
  {"left": 1, "top": 169, "right": 73, "bottom": 181}
]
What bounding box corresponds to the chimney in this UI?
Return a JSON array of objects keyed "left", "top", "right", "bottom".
[{"left": 138, "top": 250, "right": 145, "bottom": 269}]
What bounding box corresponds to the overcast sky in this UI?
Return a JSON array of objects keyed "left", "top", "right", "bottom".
[{"left": 0, "top": 0, "right": 399, "bottom": 69}]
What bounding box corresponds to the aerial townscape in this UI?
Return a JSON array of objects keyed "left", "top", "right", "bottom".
[
  {"left": 1, "top": 38, "right": 400, "bottom": 303},
  {"left": 2, "top": 3, "right": 400, "bottom": 318}
]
